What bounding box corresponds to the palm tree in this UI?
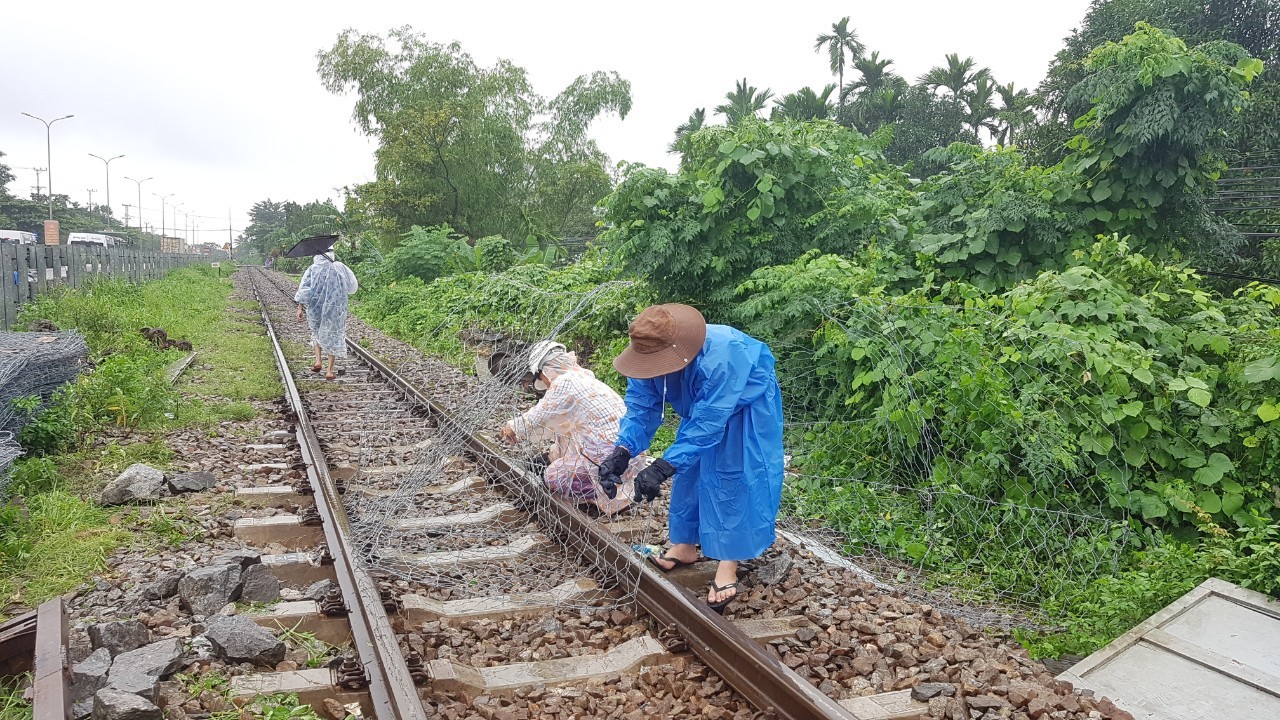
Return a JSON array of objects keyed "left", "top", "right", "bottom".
[
  {"left": 814, "top": 17, "right": 865, "bottom": 112},
  {"left": 961, "top": 76, "right": 999, "bottom": 139},
  {"left": 848, "top": 51, "right": 895, "bottom": 97},
  {"left": 771, "top": 84, "right": 837, "bottom": 121},
  {"left": 920, "top": 53, "right": 991, "bottom": 98},
  {"left": 714, "top": 78, "right": 774, "bottom": 124},
  {"left": 993, "top": 83, "right": 1040, "bottom": 146},
  {"left": 669, "top": 108, "right": 707, "bottom": 153},
  {"left": 847, "top": 84, "right": 906, "bottom": 134}
]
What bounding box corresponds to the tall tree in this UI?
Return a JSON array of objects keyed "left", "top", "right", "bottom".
[
  {"left": 921, "top": 54, "right": 991, "bottom": 98},
  {"left": 772, "top": 85, "right": 837, "bottom": 121},
  {"left": 814, "top": 17, "right": 865, "bottom": 113},
  {"left": 670, "top": 108, "right": 707, "bottom": 154},
  {"left": 993, "top": 83, "right": 1040, "bottom": 146},
  {"left": 848, "top": 51, "right": 896, "bottom": 96},
  {"left": 961, "top": 76, "right": 1000, "bottom": 138},
  {"left": 714, "top": 78, "right": 774, "bottom": 124},
  {"left": 317, "top": 27, "right": 630, "bottom": 242}
]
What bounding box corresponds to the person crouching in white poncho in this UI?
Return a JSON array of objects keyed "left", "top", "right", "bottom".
[
  {"left": 499, "top": 341, "right": 645, "bottom": 516},
  {"left": 293, "top": 252, "right": 359, "bottom": 380}
]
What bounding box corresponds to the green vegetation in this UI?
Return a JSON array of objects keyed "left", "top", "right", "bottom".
[
  {"left": 1, "top": 266, "right": 281, "bottom": 614},
  {"left": 339, "top": 11, "right": 1280, "bottom": 660}
]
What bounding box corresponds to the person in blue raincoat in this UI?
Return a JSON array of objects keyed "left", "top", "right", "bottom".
[{"left": 597, "top": 303, "right": 784, "bottom": 612}]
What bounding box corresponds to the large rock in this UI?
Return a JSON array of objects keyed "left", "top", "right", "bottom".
[
  {"left": 166, "top": 471, "right": 218, "bottom": 494},
  {"left": 238, "top": 564, "right": 280, "bottom": 604},
  {"left": 139, "top": 571, "right": 181, "bottom": 601},
  {"left": 98, "top": 464, "right": 168, "bottom": 505},
  {"left": 92, "top": 688, "right": 162, "bottom": 720},
  {"left": 71, "top": 647, "right": 113, "bottom": 705},
  {"left": 210, "top": 549, "right": 262, "bottom": 569},
  {"left": 305, "top": 579, "right": 334, "bottom": 602},
  {"left": 204, "top": 614, "right": 286, "bottom": 665},
  {"left": 177, "top": 564, "right": 242, "bottom": 616},
  {"left": 89, "top": 620, "right": 150, "bottom": 657},
  {"left": 104, "top": 639, "right": 183, "bottom": 702}
]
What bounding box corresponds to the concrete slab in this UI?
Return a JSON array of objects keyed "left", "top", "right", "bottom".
[
  {"left": 736, "top": 615, "right": 807, "bottom": 642},
  {"left": 601, "top": 517, "right": 664, "bottom": 542},
  {"left": 392, "top": 503, "right": 524, "bottom": 532},
  {"left": 839, "top": 690, "right": 927, "bottom": 720},
  {"left": 259, "top": 552, "right": 336, "bottom": 588},
  {"left": 379, "top": 534, "right": 549, "bottom": 572},
  {"left": 230, "top": 667, "right": 369, "bottom": 713},
  {"left": 233, "top": 515, "right": 325, "bottom": 549},
  {"left": 401, "top": 579, "right": 609, "bottom": 625},
  {"left": 234, "top": 485, "right": 309, "bottom": 508},
  {"left": 245, "top": 601, "right": 353, "bottom": 647},
  {"left": 1062, "top": 578, "right": 1280, "bottom": 720},
  {"left": 426, "top": 635, "right": 669, "bottom": 698}
]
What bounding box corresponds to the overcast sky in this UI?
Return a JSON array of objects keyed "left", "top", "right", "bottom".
[{"left": 0, "top": 0, "right": 1092, "bottom": 244}]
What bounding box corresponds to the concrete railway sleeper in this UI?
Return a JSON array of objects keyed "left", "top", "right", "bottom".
[{"left": 243, "top": 267, "right": 879, "bottom": 720}]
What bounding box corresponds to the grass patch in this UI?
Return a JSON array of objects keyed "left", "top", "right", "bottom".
[
  {"left": 0, "top": 491, "right": 130, "bottom": 607},
  {"left": 0, "top": 674, "right": 31, "bottom": 720},
  {"left": 2, "top": 266, "right": 283, "bottom": 615}
]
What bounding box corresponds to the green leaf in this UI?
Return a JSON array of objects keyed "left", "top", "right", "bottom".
[
  {"left": 1138, "top": 495, "right": 1167, "bottom": 520},
  {"left": 1120, "top": 401, "right": 1144, "bottom": 416},
  {"left": 1187, "top": 388, "right": 1212, "bottom": 407},
  {"left": 1221, "top": 493, "right": 1245, "bottom": 516},
  {"left": 1195, "top": 490, "right": 1221, "bottom": 514},
  {"left": 717, "top": 140, "right": 738, "bottom": 155},
  {"left": 1242, "top": 356, "right": 1279, "bottom": 383},
  {"left": 904, "top": 542, "right": 927, "bottom": 561},
  {"left": 1132, "top": 367, "right": 1154, "bottom": 384},
  {"left": 1192, "top": 452, "right": 1233, "bottom": 486},
  {"left": 746, "top": 203, "right": 761, "bottom": 221},
  {"left": 1257, "top": 402, "right": 1280, "bottom": 423}
]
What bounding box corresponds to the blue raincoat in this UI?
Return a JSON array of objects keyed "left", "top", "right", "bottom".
[
  {"left": 616, "top": 325, "right": 784, "bottom": 561},
  {"left": 294, "top": 254, "right": 358, "bottom": 357}
]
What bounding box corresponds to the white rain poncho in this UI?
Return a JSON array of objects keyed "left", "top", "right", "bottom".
[
  {"left": 506, "top": 350, "right": 645, "bottom": 514},
  {"left": 293, "top": 253, "right": 359, "bottom": 357}
]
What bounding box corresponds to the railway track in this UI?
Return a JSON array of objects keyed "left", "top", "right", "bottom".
[
  {"left": 233, "top": 266, "right": 869, "bottom": 720},
  {"left": 3, "top": 266, "right": 1141, "bottom": 720}
]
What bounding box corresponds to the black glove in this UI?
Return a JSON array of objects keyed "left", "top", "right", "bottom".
[
  {"left": 596, "top": 446, "right": 631, "bottom": 500},
  {"left": 597, "top": 446, "right": 631, "bottom": 478},
  {"left": 634, "top": 458, "right": 675, "bottom": 503}
]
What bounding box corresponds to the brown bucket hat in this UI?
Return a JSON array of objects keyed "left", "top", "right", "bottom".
[{"left": 613, "top": 304, "right": 707, "bottom": 379}]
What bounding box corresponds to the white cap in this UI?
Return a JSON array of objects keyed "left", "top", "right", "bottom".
[{"left": 528, "top": 340, "right": 567, "bottom": 376}]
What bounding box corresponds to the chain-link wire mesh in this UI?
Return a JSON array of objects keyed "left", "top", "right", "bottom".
[
  {"left": 772, "top": 298, "right": 1134, "bottom": 615},
  {"left": 0, "top": 331, "right": 90, "bottom": 488},
  {"left": 257, "top": 268, "right": 1141, "bottom": 619}
]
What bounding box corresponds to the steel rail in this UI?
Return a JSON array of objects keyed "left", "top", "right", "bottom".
[
  {"left": 247, "top": 269, "right": 428, "bottom": 720},
  {"left": 345, "top": 338, "right": 856, "bottom": 720}
]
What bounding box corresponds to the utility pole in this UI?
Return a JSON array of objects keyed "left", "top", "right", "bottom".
[
  {"left": 154, "top": 192, "right": 174, "bottom": 249},
  {"left": 20, "top": 167, "right": 47, "bottom": 196},
  {"left": 228, "top": 207, "right": 234, "bottom": 260},
  {"left": 86, "top": 188, "right": 97, "bottom": 211},
  {"left": 88, "top": 153, "right": 125, "bottom": 227},
  {"left": 21, "top": 113, "right": 74, "bottom": 219},
  {"left": 124, "top": 176, "right": 152, "bottom": 233},
  {"left": 122, "top": 203, "right": 133, "bottom": 229}
]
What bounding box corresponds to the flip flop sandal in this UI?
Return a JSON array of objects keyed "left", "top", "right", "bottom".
[
  {"left": 707, "top": 580, "right": 739, "bottom": 614},
  {"left": 310, "top": 364, "right": 323, "bottom": 373},
  {"left": 325, "top": 372, "right": 337, "bottom": 381},
  {"left": 646, "top": 554, "right": 697, "bottom": 573}
]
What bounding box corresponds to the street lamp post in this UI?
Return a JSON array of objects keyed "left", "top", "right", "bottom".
[
  {"left": 88, "top": 153, "right": 125, "bottom": 227},
  {"left": 20, "top": 112, "right": 74, "bottom": 219},
  {"left": 153, "top": 192, "right": 174, "bottom": 249},
  {"left": 124, "top": 176, "right": 153, "bottom": 238},
  {"left": 172, "top": 203, "right": 183, "bottom": 250}
]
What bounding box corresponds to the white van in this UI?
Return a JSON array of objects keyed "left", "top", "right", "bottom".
[
  {"left": 0, "top": 230, "right": 37, "bottom": 244},
  {"left": 68, "top": 232, "right": 117, "bottom": 247}
]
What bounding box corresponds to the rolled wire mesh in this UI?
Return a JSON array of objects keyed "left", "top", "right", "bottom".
[
  {"left": 772, "top": 298, "right": 1135, "bottom": 617},
  {"left": 0, "top": 331, "right": 90, "bottom": 432}
]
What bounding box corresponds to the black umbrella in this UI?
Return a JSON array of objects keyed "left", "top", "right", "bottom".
[{"left": 283, "top": 234, "right": 340, "bottom": 258}]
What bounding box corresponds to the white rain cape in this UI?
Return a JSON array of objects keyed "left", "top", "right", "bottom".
[{"left": 294, "top": 253, "right": 359, "bottom": 357}]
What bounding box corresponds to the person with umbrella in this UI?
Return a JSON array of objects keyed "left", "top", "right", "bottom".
[
  {"left": 292, "top": 240, "right": 358, "bottom": 380},
  {"left": 596, "top": 304, "right": 784, "bottom": 613}
]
